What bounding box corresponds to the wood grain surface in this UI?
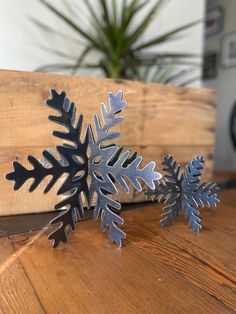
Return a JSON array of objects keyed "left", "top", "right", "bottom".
[
  {"left": 0, "top": 70, "right": 216, "bottom": 215},
  {"left": 0, "top": 188, "right": 235, "bottom": 313},
  {"left": 0, "top": 238, "right": 44, "bottom": 313}
]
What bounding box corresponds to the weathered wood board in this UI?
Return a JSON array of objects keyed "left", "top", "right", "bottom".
[
  {"left": 3, "top": 188, "right": 235, "bottom": 313},
  {"left": 0, "top": 70, "right": 216, "bottom": 216}
]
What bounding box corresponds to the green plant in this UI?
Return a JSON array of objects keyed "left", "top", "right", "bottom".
[{"left": 32, "top": 0, "right": 201, "bottom": 85}]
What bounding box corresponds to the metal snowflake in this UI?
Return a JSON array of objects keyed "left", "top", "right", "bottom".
[
  {"left": 145, "top": 155, "right": 219, "bottom": 232},
  {"left": 6, "top": 89, "right": 161, "bottom": 248}
]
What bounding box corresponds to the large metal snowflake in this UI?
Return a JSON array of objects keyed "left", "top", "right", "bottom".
[
  {"left": 6, "top": 89, "right": 161, "bottom": 248},
  {"left": 145, "top": 155, "right": 219, "bottom": 231}
]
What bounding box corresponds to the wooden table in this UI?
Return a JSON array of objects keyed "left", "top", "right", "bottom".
[{"left": 0, "top": 189, "right": 236, "bottom": 313}]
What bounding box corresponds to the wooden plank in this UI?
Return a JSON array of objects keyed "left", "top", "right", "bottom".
[
  {"left": 0, "top": 69, "right": 216, "bottom": 216},
  {"left": 160, "top": 204, "right": 236, "bottom": 279},
  {"left": 11, "top": 226, "right": 229, "bottom": 313},
  {"left": 0, "top": 70, "right": 215, "bottom": 147},
  {"left": 141, "top": 100, "right": 215, "bottom": 146},
  {"left": 4, "top": 188, "right": 236, "bottom": 313},
  {"left": 121, "top": 189, "right": 236, "bottom": 283},
  {"left": 218, "top": 188, "right": 236, "bottom": 207},
  {"left": 141, "top": 82, "right": 216, "bottom": 144},
  {"left": 160, "top": 189, "right": 236, "bottom": 279},
  {"left": 0, "top": 237, "right": 44, "bottom": 313},
  {"left": 122, "top": 204, "right": 236, "bottom": 310}
]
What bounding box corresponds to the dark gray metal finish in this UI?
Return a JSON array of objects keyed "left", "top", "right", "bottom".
[
  {"left": 145, "top": 155, "right": 219, "bottom": 232},
  {"left": 6, "top": 89, "right": 161, "bottom": 248}
]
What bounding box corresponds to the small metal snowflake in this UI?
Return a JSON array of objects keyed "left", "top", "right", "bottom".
[
  {"left": 145, "top": 155, "right": 219, "bottom": 231},
  {"left": 6, "top": 89, "right": 161, "bottom": 248}
]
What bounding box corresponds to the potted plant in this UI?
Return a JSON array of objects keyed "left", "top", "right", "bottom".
[{"left": 32, "top": 0, "right": 201, "bottom": 85}]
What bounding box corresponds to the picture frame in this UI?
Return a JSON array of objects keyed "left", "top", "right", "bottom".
[
  {"left": 205, "top": 7, "right": 223, "bottom": 37},
  {"left": 221, "top": 32, "right": 236, "bottom": 68},
  {"left": 203, "top": 51, "right": 218, "bottom": 80}
]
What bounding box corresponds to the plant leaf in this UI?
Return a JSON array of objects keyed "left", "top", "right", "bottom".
[
  {"left": 36, "top": 44, "right": 77, "bottom": 60},
  {"left": 124, "top": 0, "right": 167, "bottom": 52},
  {"left": 30, "top": 17, "right": 85, "bottom": 45},
  {"left": 39, "top": 0, "right": 102, "bottom": 50},
  {"left": 134, "top": 19, "right": 202, "bottom": 51},
  {"left": 71, "top": 45, "right": 94, "bottom": 75},
  {"left": 35, "top": 63, "right": 101, "bottom": 72},
  {"left": 178, "top": 76, "right": 200, "bottom": 87}
]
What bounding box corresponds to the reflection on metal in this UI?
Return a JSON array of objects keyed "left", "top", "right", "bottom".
[
  {"left": 6, "top": 89, "right": 161, "bottom": 248},
  {"left": 145, "top": 155, "right": 219, "bottom": 232}
]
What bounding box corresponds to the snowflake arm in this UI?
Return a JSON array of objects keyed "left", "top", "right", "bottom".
[
  {"left": 162, "top": 155, "right": 181, "bottom": 187},
  {"left": 181, "top": 195, "right": 202, "bottom": 232},
  {"left": 145, "top": 155, "right": 181, "bottom": 226},
  {"left": 193, "top": 182, "right": 219, "bottom": 208},
  {"left": 182, "top": 156, "right": 204, "bottom": 192},
  {"left": 45, "top": 90, "right": 90, "bottom": 247},
  {"left": 5, "top": 151, "right": 63, "bottom": 193},
  {"left": 145, "top": 179, "right": 169, "bottom": 202},
  {"left": 160, "top": 194, "right": 181, "bottom": 227},
  {"left": 181, "top": 156, "right": 219, "bottom": 232},
  {"left": 93, "top": 90, "right": 127, "bottom": 145},
  {"left": 46, "top": 89, "right": 82, "bottom": 145},
  {"left": 89, "top": 91, "right": 161, "bottom": 246},
  {"left": 6, "top": 89, "right": 89, "bottom": 247}
]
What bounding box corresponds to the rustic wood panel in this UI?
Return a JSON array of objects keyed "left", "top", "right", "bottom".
[
  {"left": 121, "top": 194, "right": 236, "bottom": 310},
  {"left": 0, "top": 238, "right": 44, "bottom": 313},
  {"left": 10, "top": 230, "right": 229, "bottom": 313},
  {"left": 141, "top": 100, "right": 215, "bottom": 146},
  {"left": 8, "top": 188, "right": 236, "bottom": 313},
  {"left": 160, "top": 204, "right": 236, "bottom": 279},
  {"left": 0, "top": 70, "right": 216, "bottom": 147},
  {"left": 0, "top": 70, "right": 216, "bottom": 216}
]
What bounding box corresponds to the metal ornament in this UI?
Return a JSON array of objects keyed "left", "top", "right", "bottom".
[
  {"left": 145, "top": 155, "right": 219, "bottom": 232},
  {"left": 6, "top": 89, "right": 161, "bottom": 248}
]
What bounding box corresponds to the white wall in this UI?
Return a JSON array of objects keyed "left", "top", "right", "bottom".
[
  {"left": 204, "top": 0, "right": 236, "bottom": 170},
  {"left": 141, "top": 0, "right": 206, "bottom": 87},
  {"left": 0, "top": 0, "right": 205, "bottom": 86},
  {"left": 0, "top": 0, "right": 87, "bottom": 73}
]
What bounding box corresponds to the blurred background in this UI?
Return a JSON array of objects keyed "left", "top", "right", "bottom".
[{"left": 0, "top": 0, "right": 235, "bottom": 172}]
